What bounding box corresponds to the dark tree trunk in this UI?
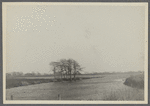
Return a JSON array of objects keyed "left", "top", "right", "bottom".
[
  {"left": 74, "top": 74, "right": 76, "bottom": 81},
  {"left": 70, "top": 70, "right": 72, "bottom": 81},
  {"left": 65, "top": 72, "right": 67, "bottom": 79},
  {"left": 54, "top": 67, "right": 56, "bottom": 79},
  {"left": 64, "top": 73, "right": 65, "bottom": 78},
  {"left": 61, "top": 72, "right": 62, "bottom": 79},
  {"left": 69, "top": 69, "right": 72, "bottom": 81},
  {"left": 68, "top": 67, "right": 72, "bottom": 81}
]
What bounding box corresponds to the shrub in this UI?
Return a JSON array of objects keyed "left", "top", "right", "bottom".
[{"left": 124, "top": 74, "right": 144, "bottom": 89}]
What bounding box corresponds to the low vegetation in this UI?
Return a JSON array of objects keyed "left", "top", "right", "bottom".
[
  {"left": 6, "top": 76, "right": 104, "bottom": 89},
  {"left": 124, "top": 73, "right": 144, "bottom": 89},
  {"left": 103, "top": 88, "right": 144, "bottom": 101},
  {"left": 6, "top": 72, "right": 143, "bottom": 100},
  {"left": 103, "top": 73, "right": 144, "bottom": 100},
  {"left": 6, "top": 78, "right": 53, "bottom": 89}
]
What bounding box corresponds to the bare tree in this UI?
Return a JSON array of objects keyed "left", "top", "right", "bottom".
[
  {"left": 67, "top": 59, "right": 74, "bottom": 81},
  {"left": 50, "top": 62, "right": 60, "bottom": 79},
  {"left": 72, "top": 60, "right": 84, "bottom": 80},
  {"left": 60, "top": 59, "right": 69, "bottom": 79},
  {"left": 50, "top": 58, "right": 83, "bottom": 81}
]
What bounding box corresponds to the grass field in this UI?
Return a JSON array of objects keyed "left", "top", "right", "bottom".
[
  {"left": 103, "top": 87, "right": 144, "bottom": 100},
  {"left": 103, "top": 73, "right": 144, "bottom": 100},
  {"left": 6, "top": 75, "right": 104, "bottom": 89},
  {"left": 6, "top": 72, "right": 144, "bottom": 100}
]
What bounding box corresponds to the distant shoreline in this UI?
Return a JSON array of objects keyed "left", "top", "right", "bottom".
[
  {"left": 6, "top": 76, "right": 104, "bottom": 89},
  {"left": 6, "top": 72, "right": 143, "bottom": 89}
]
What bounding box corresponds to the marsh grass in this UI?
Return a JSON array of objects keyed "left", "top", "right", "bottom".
[
  {"left": 103, "top": 73, "right": 144, "bottom": 101},
  {"left": 103, "top": 86, "right": 144, "bottom": 101}
]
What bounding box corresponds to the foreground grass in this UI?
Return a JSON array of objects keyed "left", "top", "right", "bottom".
[
  {"left": 103, "top": 87, "right": 144, "bottom": 101},
  {"left": 103, "top": 73, "right": 144, "bottom": 101}
]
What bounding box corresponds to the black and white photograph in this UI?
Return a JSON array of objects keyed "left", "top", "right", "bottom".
[{"left": 2, "top": 2, "right": 148, "bottom": 104}]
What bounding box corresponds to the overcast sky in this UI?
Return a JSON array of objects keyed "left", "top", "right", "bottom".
[{"left": 5, "top": 3, "right": 146, "bottom": 74}]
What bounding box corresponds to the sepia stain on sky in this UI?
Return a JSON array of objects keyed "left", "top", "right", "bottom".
[{"left": 6, "top": 4, "right": 146, "bottom": 74}]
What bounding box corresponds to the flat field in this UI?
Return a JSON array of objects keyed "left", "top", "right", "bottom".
[{"left": 6, "top": 72, "right": 144, "bottom": 100}]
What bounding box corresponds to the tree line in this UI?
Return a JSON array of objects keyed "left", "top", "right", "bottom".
[
  {"left": 6, "top": 72, "right": 52, "bottom": 78},
  {"left": 50, "top": 58, "right": 83, "bottom": 81}
]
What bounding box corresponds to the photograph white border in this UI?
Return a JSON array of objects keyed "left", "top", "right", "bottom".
[{"left": 2, "top": 2, "right": 148, "bottom": 104}]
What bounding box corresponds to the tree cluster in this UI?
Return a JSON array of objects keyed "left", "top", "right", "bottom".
[{"left": 50, "top": 59, "right": 83, "bottom": 81}]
